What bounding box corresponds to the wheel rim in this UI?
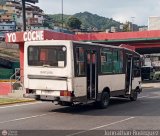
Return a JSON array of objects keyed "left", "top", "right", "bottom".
[
  {"left": 133, "top": 92, "right": 138, "bottom": 100},
  {"left": 103, "top": 96, "right": 108, "bottom": 106}
]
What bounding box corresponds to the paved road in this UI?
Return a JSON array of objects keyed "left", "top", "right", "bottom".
[{"left": 0, "top": 88, "right": 160, "bottom": 136}]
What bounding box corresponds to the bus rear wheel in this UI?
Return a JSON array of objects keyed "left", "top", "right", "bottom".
[{"left": 96, "top": 92, "right": 110, "bottom": 109}]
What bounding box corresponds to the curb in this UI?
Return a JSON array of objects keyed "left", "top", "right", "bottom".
[
  {"left": 0, "top": 80, "right": 16, "bottom": 82},
  {"left": 0, "top": 99, "right": 36, "bottom": 106},
  {"left": 142, "top": 86, "right": 154, "bottom": 88}
]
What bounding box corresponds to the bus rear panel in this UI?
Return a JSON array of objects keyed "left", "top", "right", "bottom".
[{"left": 23, "top": 40, "right": 74, "bottom": 104}]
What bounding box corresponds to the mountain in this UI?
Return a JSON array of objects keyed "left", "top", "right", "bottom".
[
  {"left": 49, "top": 14, "right": 71, "bottom": 24},
  {"left": 74, "top": 12, "right": 122, "bottom": 31},
  {"left": 48, "top": 11, "right": 139, "bottom": 31}
]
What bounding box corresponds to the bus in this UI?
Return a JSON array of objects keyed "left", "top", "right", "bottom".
[{"left": 23, "top": 40, "right": 142, "bottom": 108}]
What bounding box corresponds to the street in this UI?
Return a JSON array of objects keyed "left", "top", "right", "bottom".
[{"left": 0, "top": 87, "right": 160, "bottom": 136}]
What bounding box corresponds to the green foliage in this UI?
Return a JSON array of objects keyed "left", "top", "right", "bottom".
[
  {"left": 67, "top": 17, "right": 82, "bottom": 29},
  {"left": 73, "top": 12, "right": 121, "bottom": 31},
  {"left": 48, "top": 14, "right": 71, "bottom": 24},
  {"left": 48, "top": 12, "right": 140, "bottom": 31},
  {"left": 43, "top": 20, "right": 51, "bottom": 29},
  {"left": 123, "top": 21, "right": 131, "bottom": 32}
]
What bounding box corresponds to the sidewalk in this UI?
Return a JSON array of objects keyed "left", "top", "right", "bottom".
[{"left": 142, "top": 82, "right": 160, "bottom": 88}]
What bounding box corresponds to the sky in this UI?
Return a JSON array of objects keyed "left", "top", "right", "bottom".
[{"left": 36, "top": 0, "right": 160, "bottom": 26}]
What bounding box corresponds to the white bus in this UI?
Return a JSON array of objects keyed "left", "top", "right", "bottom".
[{"left": 24, "top": 40, "right": 142, "bottom": 108}]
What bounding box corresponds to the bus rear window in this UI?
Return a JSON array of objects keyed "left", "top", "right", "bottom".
[{"left": 28, "top": 46, "right": 67, "bottom": 67}]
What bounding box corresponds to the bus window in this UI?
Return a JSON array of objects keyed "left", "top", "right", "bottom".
[
  {"left": 101, "top": 48, "right": 113, "bottom": 74},
  {"left": 133, "top": 57, "right": 141, "bottom": 77},
  {"left": 28, "top": 47, "right": 39, "bottom": 65},
  {"left": 40, "top": 49, "right": 48, "bottom": 61},
  {"left": 113, "top": 49, "right": 123, "bottom": 73},
  {"left": 28, "top": 46, "right": 66, "bottom": 67},
  {"left": 75, "top": 47, "right": 85, "bottom": 76}
]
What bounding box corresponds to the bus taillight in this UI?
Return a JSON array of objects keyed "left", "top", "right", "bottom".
[{"left": 60, "top": 91, "right": 72, "bottom": 96}]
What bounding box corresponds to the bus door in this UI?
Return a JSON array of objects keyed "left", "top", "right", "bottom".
[
  {"left": 86, "top": 50, "right": 98, "bottom": 100},
  {"left": 126, "top": 54, "right": 133, "bottom": 94}
]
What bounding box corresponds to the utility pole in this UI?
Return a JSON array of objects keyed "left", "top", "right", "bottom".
[
  {"left": 61, "top": 0, "right": 63, "bottom": 31},
  {"left": 131, "top": 17, "right": 135, "bottom": 32},
  {"left": 21, "top": 0, "right": 38, "bottom": 31},
  {"left": 22, "top": 0, "right": 26, "bottom": 31}
]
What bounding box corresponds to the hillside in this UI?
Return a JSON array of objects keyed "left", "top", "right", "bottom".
[
  {"left": 74, "top": 12, "right": 122, "bottom": 31},
  {"left": 48, "top": 14, "right": 71, "bottom": 27},
  {"left": 0, "top": 42, "right": 19, "bottom": 61},
  {"left": 48, "top": 11, "right": 139, "bottom": 31}
]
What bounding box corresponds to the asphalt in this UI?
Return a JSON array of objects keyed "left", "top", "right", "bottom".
[{"left": 0, "top": 87, "right": 160, "bottom": 136}]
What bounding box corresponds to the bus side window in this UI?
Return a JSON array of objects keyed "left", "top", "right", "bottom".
[
  {"left": 101, "top": 48, "right": 113, "bottom": 74},
  {"left": 133, "top": 57, "right": 141, "bottom": 77},
  {"left": 113, "top": 50, "right": 123, "bottom": 73},
  {"left": 75, "top": 47, "right": 85, "bottom": 76}
]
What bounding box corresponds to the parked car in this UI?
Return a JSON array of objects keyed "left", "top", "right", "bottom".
[
  {"left": 153, "top": 71, "right": 160, "bottom": 80},
  {"left": 141, "top": 66, "right": 155, "bottom": 81},
  {"left": 153, "top": 66, "right": 160, "bottom": 80}
]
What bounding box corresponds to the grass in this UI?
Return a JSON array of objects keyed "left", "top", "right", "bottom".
[{"left": 0, "top": 98, "right": 35, "bottom": 105}]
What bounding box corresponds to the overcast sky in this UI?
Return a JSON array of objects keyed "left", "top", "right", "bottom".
[{"left": 36, "top": 0, "right": 160, "bottom": 26}]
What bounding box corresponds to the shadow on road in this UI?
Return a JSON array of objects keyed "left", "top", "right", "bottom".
[{"left": 50, "top": 97, "right": 160, "bottom": 117}]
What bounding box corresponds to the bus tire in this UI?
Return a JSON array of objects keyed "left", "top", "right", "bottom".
[
  {"left": 60, "top": 101, "right": 73, "bottom": 106},
  {"left": 96, "top": 92, "right": 110, "bottom": 109},
  {"left": 130, "top": 90, "right": 138, "bottom": 101}
]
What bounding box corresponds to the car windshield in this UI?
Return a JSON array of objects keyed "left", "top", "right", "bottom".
[
  {"left": 141, "top": 67, "right": 152, "bottom": 73},
  {"left": 28, "top": 46, "right": 67, "bottom": 67}
]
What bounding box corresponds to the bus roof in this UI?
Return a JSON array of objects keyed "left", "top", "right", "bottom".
[
  {"left": 25, "top": 40, "right": 140, "bottom": 56},
  {"left": 73, "top": 41, "right": 140, "bottom": 56}
]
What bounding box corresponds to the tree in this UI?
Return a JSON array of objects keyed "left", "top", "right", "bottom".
[
  {"left": 43, "top": 20, "right": 52, "bottom": 29},
  {"left": 123, "top": 21, "right": 131, "bottom": 32},
  {"left": 67, "top": 17, "right": 82, "bottom": 30}
]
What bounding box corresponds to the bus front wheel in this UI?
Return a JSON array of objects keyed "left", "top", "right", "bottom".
[{"left": 130, "top": 90, "right": 138, "bottom": 101}]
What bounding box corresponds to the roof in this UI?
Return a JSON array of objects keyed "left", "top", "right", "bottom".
[{"left": 4, "top": 30, "right": 160, "bottom": 54}]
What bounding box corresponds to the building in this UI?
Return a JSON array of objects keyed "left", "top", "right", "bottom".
[
  {"left": 148, "top": 16, "right": 160, "bottom": 30},
  {"left": 0, "top": 0, "right": 45, "bottom": 31},
  {"left": 27, "top": 25, "right": 49, "bottom": 31},
  {"left": 144, "top": 54, "right": 160, "bottom": 68},
  {"left": 139, "top": 26, "right": 148, "bottom": 31},
  {"left": 0, "top": 21, "right": 16, "bottom": 32},
  {"left": 0, "top": 31, "right": 5, "bottom": 41}
]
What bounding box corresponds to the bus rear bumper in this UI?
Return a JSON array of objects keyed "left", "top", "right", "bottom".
[{"left": 23, "top": 94, "right": 72, "bottom": 102}]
